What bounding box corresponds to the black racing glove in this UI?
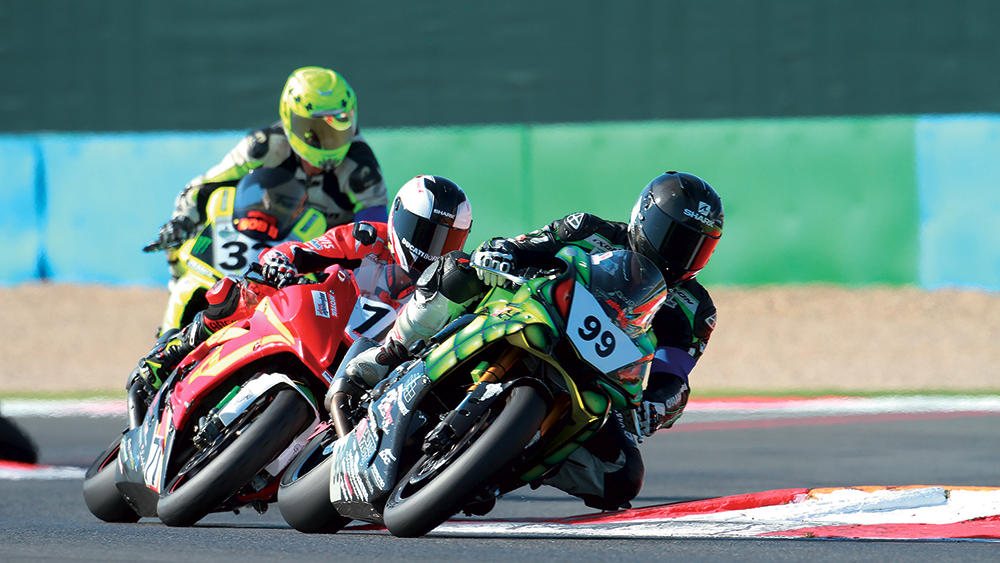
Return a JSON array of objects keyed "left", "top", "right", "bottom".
[{"left": 156, "top": 217, "right": 196, "bottom": 249}]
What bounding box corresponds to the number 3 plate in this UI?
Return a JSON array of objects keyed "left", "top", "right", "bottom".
[{"left": 566, "top": 281, "right": 643, "bottom": 373}]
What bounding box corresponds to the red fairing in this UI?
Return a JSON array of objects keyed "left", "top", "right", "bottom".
[{"left": 168, "top": 264, "right": 359, "bottom": 431}]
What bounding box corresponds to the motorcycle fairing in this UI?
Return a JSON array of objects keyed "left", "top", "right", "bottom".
[
  {"left": 168, "top": 270, "right": 358, "bottom": 431},
  {"left": 327, "top": 364, "right": 436, "bottom": 522},
  {"left": 116, "top": 371, "right": 320, "bottom": 516},
  {"left": 117, "top": 383, "right": 176, "bottom": 516}
]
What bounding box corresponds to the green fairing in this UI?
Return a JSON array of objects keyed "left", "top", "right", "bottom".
[
  {"left": 424, "top": 284, "right": 554, "bottom": 381},
  {"left": 419, "top": 247, "right": 657, "bottom": 483}
]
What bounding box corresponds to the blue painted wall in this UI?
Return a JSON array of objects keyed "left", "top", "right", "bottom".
[{"left": 916, "top": 115, "right": 1000, "bottom": 291}]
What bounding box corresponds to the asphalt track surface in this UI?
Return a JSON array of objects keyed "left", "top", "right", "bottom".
[{"left": 2, "top": 406, "right": 998, "bottom": 562}]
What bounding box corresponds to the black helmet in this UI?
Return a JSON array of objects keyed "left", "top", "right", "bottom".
[
  {"left": 627, "top": 172, "right": 723, "bottom": 286},
  {"left": 233, "top": 168, "right": 310, "bottom": 241},
  {"left": 388, "top": 175, "right": 473, "bottom": 277}
]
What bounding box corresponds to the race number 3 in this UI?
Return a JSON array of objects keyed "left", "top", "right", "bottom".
[{"left": 219, "top": 240, "right": 270, "bottom": 272}]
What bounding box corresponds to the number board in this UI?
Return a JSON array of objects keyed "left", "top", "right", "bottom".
[
  {"left": 566, "top": 281, "right": 643, "bottom": 373},
  {"left": 348, "top": 296, "right": 398, "bottom": 341},
  {"left": 212, "top": 225, "right": 272, "bottom": 274}
]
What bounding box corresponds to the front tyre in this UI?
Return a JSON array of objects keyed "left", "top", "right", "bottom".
[
  {"left": 383, "top": 385, "right": 547, "bottom": 537},
  {"left": 83, "top": 435, "right": 141, "bottom": 523},
  {"left": 156, "top": 389, "right": 312, "bottom": 527},
  {"left": 277, "top": 429, "right": 351, "bottom": 533}
]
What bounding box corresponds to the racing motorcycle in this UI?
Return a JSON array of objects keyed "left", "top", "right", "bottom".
[
  {"left": 83, "top": 256, "right": 412, "bottom": 527},
  {"left": 276, "top": 246, "right": 667, "bottom": 537},
  {"left": 145, "top": 168, "right": 327, "bottom": 335}
]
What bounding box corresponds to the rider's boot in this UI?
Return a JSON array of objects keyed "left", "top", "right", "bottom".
[
  {"left": 127, "top": 275, "right": 249, "bottom": 392},
  {"left": 128, "top": 312, "right": 211, "bottom": 392},
  {"left": 322, "top": 287, "right": 470, "bottom": 414}
]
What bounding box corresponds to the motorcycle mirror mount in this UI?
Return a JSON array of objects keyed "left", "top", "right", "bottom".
[{"left": 352, "top": 222, "right": 378, "bottom": 246}]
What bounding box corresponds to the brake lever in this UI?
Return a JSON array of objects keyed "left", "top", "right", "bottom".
[{"left": 471, "top": 264, "right": 531, "bottom": 286}]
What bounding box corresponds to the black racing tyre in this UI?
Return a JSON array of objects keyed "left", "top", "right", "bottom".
[
  {"left": 277, "top": 430, "right": 351, "bottom": 533},
  {"left": 383, "top": 385, "right": 547, "bottom": 537},
  {"left": 83, "top": 435, "right": 141, "bottom": 523},
  {"left": 156, "top": 388, "right": 312, "bottom": 527},
  {"left": 0, "top": 414, "right": 39, "bottom": 464}
]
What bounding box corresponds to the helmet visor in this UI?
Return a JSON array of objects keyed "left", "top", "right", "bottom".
[
  {"left": 289, "top": 111, "right": 355, "bottom": 152},
  {"left": 391, "top": 207, "right": 470, "bottom": 272},
  {"left": 640, "top": 204, "right": 721, "bottom": 276}
]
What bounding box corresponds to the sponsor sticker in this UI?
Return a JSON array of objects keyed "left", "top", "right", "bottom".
[{"left": 312, "top": 290, "right": 331, "bottom": 318}]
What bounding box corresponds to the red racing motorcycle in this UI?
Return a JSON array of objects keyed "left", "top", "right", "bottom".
[{"left": 83, "top": 260, "right": 406, "bottom": 526}]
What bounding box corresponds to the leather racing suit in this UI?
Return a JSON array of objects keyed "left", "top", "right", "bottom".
[{"left": 167, "top": 123, "right": 389, "bottom": 279}]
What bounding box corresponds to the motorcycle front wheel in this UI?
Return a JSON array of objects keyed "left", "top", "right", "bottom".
[
  {"left": 82, "top": 434, "right": 141, "bottom": 523},
  {"left": 277, "top": 428, "right": 352, "bottom": 533},
  {"left": 156, "top": 388, "right": 312, "bottom": 527},
  {"left": 382, "top": 384, "right": 547, "bottom": 537}
]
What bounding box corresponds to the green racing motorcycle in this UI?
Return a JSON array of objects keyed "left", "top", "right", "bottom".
[{"left": 276, "top": 246, "right": 668, "bottom": 537}]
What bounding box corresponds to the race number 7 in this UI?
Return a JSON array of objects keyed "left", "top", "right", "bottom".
[{"left": 348, "top": 297, "right": 398, "bottom": 340}]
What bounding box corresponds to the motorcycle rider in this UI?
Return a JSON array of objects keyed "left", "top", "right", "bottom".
[
  {"left": 343, "top": 171, "right": 723, "bottom": 511},
  {"left": 129, "top": 175, "right": 472, "bottom": 394},
  {"left": 154, "top": 66, "right": 389, "bottom": 284}
]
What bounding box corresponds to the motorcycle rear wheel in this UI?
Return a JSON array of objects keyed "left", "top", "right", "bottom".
[
  {"left": 277, "top": 429, "right": 352, "bottom": 533},
  {"left": 82, "top": 435, "right": 141, "bottom": 523},
  {"left": 382, "top": 384, "right": 547, "bottom": 537},
  {"left": 156, "top": 388, "right": 312, "bottom": 527}
]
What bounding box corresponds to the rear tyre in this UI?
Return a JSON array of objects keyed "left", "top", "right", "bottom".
[
  {"left": 277, "top": 430, "right": 351, "bottom": 533},
  {"left": 83, "top": 435, "right": 141, "bottom": 523},
  {"left": 156, "top": 388, "right": 312, "bottom": 527},
  {"left": 383, "top": 385, "right": 547, "bottom": 537}
]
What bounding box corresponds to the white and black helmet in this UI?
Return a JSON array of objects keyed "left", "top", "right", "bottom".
[{"left": 388, "top": 175, "right": 473, "bottom": 277}]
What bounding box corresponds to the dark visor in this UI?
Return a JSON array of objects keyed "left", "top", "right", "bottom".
[
  {"left": 392, "top": 207, "right": 470, "bottom": 262},
  {"left": 641, "top": 204, "right": 720, "bottom": 272},
  {"left": 289, "top": 112, "right": 355, "bottom": 151}
]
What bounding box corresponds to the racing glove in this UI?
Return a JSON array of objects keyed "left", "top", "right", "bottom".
[
  {"left": 637, "top": 377, "right": 690, "bottom": 437},
  {"left": 156, "top": 217, "right": 196, "bottom": 249},
  {"left": 260, "top": 249, "right": 299, "bottom": 288},
  {"left": 471, "top": 242, "right": 516, "bottom": 287},
  {"left": 636, "top": 401, "right": 669, "bottom": 438}
]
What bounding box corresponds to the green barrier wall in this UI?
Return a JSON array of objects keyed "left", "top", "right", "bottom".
[{"left": 367, "top": 117, "right": 919, "bottom": 286}]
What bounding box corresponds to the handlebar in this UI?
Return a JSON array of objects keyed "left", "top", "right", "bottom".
[
  {"left": 243, "top": 262, "right": 322, "bottom": 289},
  {"left": 471, "top": 264, "right": 555, "bottom": 286},
  {"left": 142, "top": 238, "right": 185, "bottom": 253}
]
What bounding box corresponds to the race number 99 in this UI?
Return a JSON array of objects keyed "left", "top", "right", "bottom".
[{"left": 578, "top": 315, "right": 616, "bottom": 357}]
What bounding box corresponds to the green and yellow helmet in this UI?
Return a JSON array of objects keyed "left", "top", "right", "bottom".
[{"left": 279, "top": 67, "right": 357, "bottom": 171}]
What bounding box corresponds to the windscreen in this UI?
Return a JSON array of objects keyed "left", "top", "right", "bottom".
[{"left": 588, "top": 250, "right": 668, "bottom": 339}]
